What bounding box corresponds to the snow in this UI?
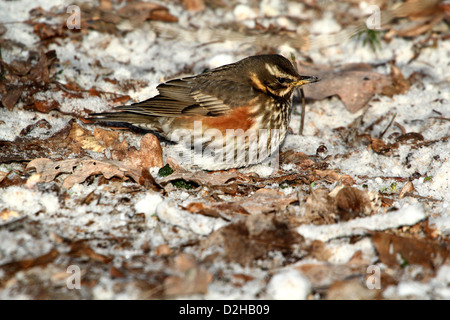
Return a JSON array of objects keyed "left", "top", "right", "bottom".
[
  {"left": 297, "top": 204, "right": 427, "bottom": 242},
  {"left": 0, "top": 0, "right": 448, "bottom": 300},
  {"left": 156, "top": 200, "right": 228, "bottom": 236},
  {"left": 1, "top": 186, "right": 60, "bottom": 215},
  {"left": 266, "top": 269, "right": 311, "bottom": 300},
  {"left": 384, "top": 266, "right": 450, "bottom": 299}
]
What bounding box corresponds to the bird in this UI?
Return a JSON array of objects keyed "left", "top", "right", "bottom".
[{"left": 88, "top": 54, "right": 319, "bottom": 170}]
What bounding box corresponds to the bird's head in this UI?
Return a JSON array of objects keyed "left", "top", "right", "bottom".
[{"left": 242, "top": 54, "right": 319, "bottom": 99}]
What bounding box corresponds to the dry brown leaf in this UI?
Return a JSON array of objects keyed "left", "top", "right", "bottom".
[
  {"left": 304, "top": 188, "right": 337, "bottom": 225},
  {"left": 157, "top": 170, "right": 239, "bottom": 189},
  {"left": 122, "top": 133, "right": 163, "bottom": 170},
  {"left": 0, "top": 171, "right": 8, "bottom": 184},
  {"left": 69, "top": 241, "right": 113, "bottom": 264},
  {"left": 381, "top": 64, "right": 411, "bottom": 97},
  {"left": 280, "top": 150, "right": 315, "bottom": 169},
  {"left": 371, "top": 231, "right": 449, "bottom": 271},
  {"left": 109, "top": 266, "right": 126, "bottom": 279},
  {"left": 399, "top": 181, "right": 415, "bottom": 199},
  {"left": 389, "top": 1, "right": 445, "bottom": 38},
  {"left": 182, "top": 0, "right": 206, "bottom": 12},
  {"left": 1, "top": 50, "right": 58, "bottom": 111},
  {"left": 299, "top": 63, "right": 392, "bottom": 113},
  {"left": 66, "top": 122, "right": 105, "bottom": 153},
  {"left": 326, "top": 278, "right": 378, "bottom": 300},
  {"left": 314, "top": 169, "right": 355, "bottom": 186},
  {"left": 203, "top": 215, "right": 304, "bottom": 266},
  {"left": 66, "top": 123, "right": 162, "bottom": 171},
  {"left": 1, "top": 248, "right": 59, "bottom": 276},
  {"left": 369, "top": 137, "right": 394, "bottom": 154},
  {"left": 117, "top": 2, "right": 178, "bottom": 23},
  {"left": 154, "top": 244, "right": 172, "bottom": 256},
  {"left": 188, "top": 188, "right": 297, "bottom": 218},
  {"left": 239, "top": 189, "right": 297, "bottom": 215},
  {"left": 93, "top": 128, "right": 119, "bottom": 148},
  {"left": 26, "top": 158, "right": 143, "bottom": 189},
  {"left": 0, "top": 209, "right": 20, "bottom": 222},
  {"left": 297, "top": 262, "right": 367, "bottom": 289},
  {"left": 1, "top": 87, "right": 22, "bottom": 111},
  {"left": 33, "top": 22, "right": 65, "bottom": 41},
  {"left": 163, "top": 254, "right": 212, "bottom": 296},
  {"left": 335, "top": 187, "right": 373, "bottom": 221}
]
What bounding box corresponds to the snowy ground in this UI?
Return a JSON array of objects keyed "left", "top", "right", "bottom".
[{"left": 0, "top": 0, "right": 449, "bottom": 300}]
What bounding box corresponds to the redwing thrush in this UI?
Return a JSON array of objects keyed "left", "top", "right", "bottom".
[{"left": 88, "top": 54, "right": 319, "bottom": 170}]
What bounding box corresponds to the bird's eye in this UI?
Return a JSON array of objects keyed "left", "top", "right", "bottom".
[{"left": 277, "top": 77, "right": 290, "bottom": 84}]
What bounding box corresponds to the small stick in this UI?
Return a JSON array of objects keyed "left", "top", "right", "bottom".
[
  {"left": 290, "top": 54, "right": 306, "bottom": 135},
  {"left": 379, "top": 113, "right": 396, "bottom": 139},
  {"left": 299, "top": 87, "right": 306, "bottom": 136}
]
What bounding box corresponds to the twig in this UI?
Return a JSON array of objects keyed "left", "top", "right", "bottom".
[
  {"left": 394, "top": 121, "right": 406, "bottom": 134},
  {"left": 299, "top": 87, "right": 306, "bottom": 135},
  {"left": 379, "top": 113, "right": 396, "bottom": 139},
  {"left": 290, "top": 54, "right": 306, "bottom": 135}
]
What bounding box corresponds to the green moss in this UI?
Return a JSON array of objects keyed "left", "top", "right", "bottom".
[
  {"left": 172, "top": 179, "right": 196, "bottom": 190},
  {"left": 158, "top": 164, "right": 174, "bottom": 177}
]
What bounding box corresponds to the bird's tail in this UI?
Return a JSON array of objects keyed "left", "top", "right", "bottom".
[{"left": 86, "top": 110, "right": 161, "bottom": 131}]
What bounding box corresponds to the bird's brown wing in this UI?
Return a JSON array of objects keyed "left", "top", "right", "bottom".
[{"left": 113, "top": 75, "right": 257, "bottom": 117}]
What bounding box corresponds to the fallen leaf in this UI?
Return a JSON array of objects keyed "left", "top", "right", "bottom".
[
  {"left": 109, "top": 266, "right": 126, "bottom": 279},
  {"left": 163, "top": 254, "right": 212, "bottom": 296},
  {"left": 299, "top": 63, "right": 392, "bottom": 113},
  {"left": 69, "top": 241, "right": 113, "bottom": 264},
  {"left": 154, "top": 244, "right": 172, "bottom": 256},
  {"left": 0, "top": 209, "right": 20, "bottom": 222},
  {"left": 239, "top": 189, "right": 297, "bottom": 215},
  {"left": 117, "top": 2, "right": 178, "bottom": 24},
  {"left": 381, "top": 64, "right": 411, "bottom": 97},
  {"left": 369, "top": 137, "right": 395, "bottom": 154},
  {"left": 371, "top": 231, "right": 449, "bottom": 271},
  {"left": 26, "top": 158, "right": 143, "bottom": 189},
  {"left": 93, "top": 128, "right": 120, "bottom": 148},
  {"left": 157, "top": 169, "right": 239, "bottom": 188},
  {"left": 304, "top": 188, "right": 337, "bottom": 225},
  {"left": 0, "top": 171, "right": 8, "bottom": 183},
  {"left": 389, "top": 0, "right": 444, "bottom": 38},
  {"left": 182, "top": 0, "right": 206, "bottom": 12},
  {"left": 203, "top": 215, "right": 304, "bottom": 266},
  {"left": 314, "top": 169, "right": 355, "bottom": 186},
  {"left": 187, "top": 188, "right": 297, "bottom": 218},
  {"left": 1, "top": 249, "right": 59, "bottom": 276},
  {"left": 296, "top": 262, "right": 372, "bottom": 291},
  {"left": 122, "top": 133, "right": 163, "bottom": 170},
  {"left": 326, "top": 278, "right": 378, "bottom": 300},
  {"left": 399, "top": 181, "right": 415, "bottom": 199},
  {"left": 33, "top": 22, "right": 65, "bottom": 41},
  {"left": 280, "top": 150, "right": 315, "bottom": 169},
  {"left": 66, "top": 122, "right": 105, "bottom": 153},
  {"left": 1, "top": 86, "right": 22, "bottom": 110},
  {"left": 335, "top": 187, "right": 373, "bottom": 221}
]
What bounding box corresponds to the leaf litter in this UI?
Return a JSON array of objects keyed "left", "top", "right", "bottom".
[{"left": 0, "top": 0, "right": 449, "bottom": 300}]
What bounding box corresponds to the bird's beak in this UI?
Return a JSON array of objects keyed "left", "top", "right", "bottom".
[{"left": 293, "top": 75, "right": 320, "bottom": 87}]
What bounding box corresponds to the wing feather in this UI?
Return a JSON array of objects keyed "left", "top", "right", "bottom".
[{"left": 113, "top": 74, "right": 257, "bottom": 118}]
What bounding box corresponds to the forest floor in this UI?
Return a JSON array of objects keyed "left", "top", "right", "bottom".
[{"left": 0, "top": 0, "right": 449, "bottom": 300}]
